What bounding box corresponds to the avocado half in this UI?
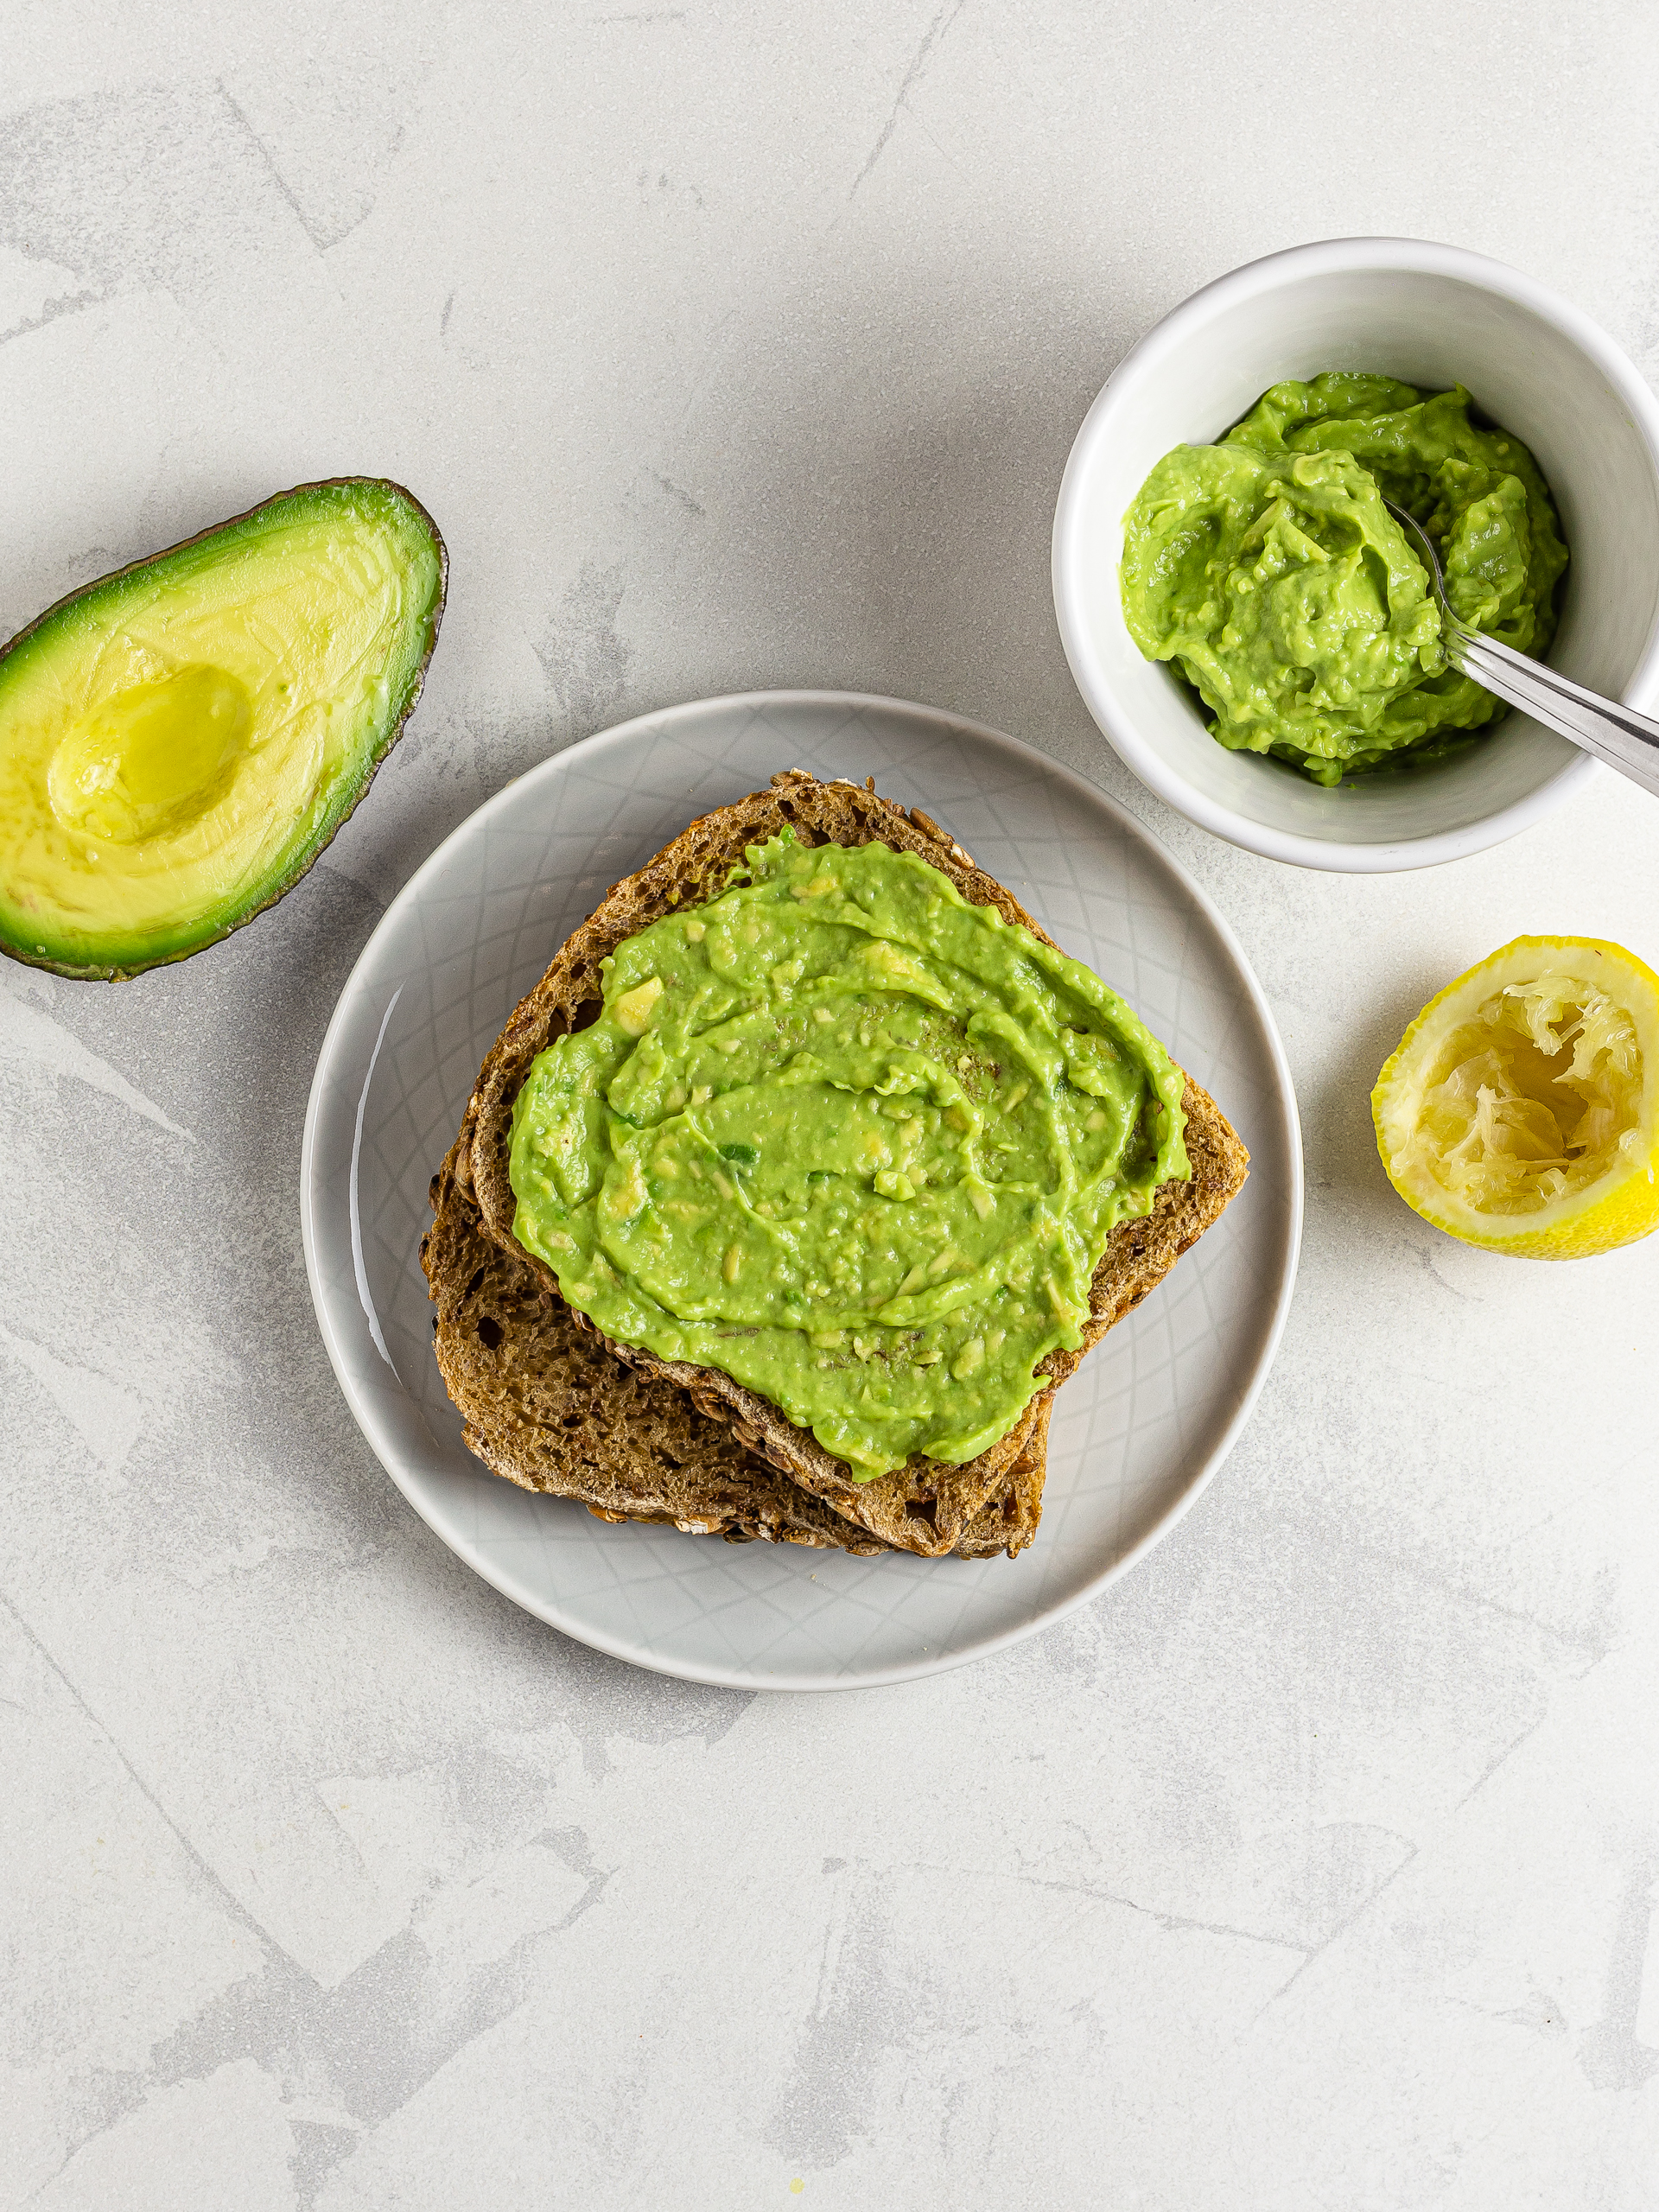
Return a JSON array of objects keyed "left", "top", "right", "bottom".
[{"left": 0, "top": 478, "right": 446, "bottom": 980}]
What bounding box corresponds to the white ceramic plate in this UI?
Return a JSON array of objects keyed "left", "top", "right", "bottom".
[{"left": 301, "top": 692, "right": 1301, "bottom": 1690}]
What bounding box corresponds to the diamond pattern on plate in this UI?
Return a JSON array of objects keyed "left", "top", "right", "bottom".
[{"left": 300, "top": 692, "right": 1301, "bottom": 1688}]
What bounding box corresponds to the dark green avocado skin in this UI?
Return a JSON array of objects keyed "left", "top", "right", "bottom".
[{"left": 0, "top": 478, "right": 447, "bottom": 982}]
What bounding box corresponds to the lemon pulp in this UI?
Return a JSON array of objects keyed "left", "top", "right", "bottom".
[{"left": 1372, "top": 936, "right": 1659, "bottom": 1259}]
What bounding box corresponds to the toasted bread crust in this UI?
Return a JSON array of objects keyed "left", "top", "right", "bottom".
[
  {"left": 452, "top": 770, "right": 1248, "bottom": 1558},
  {"left": 422, "top": 1152, "right": 1047, "bottom": 1557}
]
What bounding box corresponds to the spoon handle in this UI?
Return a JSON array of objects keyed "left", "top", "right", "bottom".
[
  {"left": 1381, "top": 499, "right": 1659, "bottom": 802},
  {"left": 1441, "top": 618, "right": 1659, "bottom": 801}
]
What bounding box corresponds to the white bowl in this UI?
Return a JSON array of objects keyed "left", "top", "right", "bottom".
[{"left": 1052, "top": 237, "right": 1659, "bottom": 872}]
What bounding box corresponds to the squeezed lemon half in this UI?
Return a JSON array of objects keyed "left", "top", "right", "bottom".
[{"left": 1372, "top": 936, "right": 1659, "bottom": 1259}]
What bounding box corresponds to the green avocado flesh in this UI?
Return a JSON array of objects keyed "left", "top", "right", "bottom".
[
  {"left": 0, "top": 479, "right": 445, "bottom": 977},
  {"left": 508, "top": 834, "right": 1190, "bottom": 1478},
  {"left": 1119, "top": 374, "right": 1569, "bottom": 785}
]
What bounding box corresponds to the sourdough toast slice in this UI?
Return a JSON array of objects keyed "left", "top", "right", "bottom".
[
  {"left": 458, "top": 770, "right": 1249, "bottom": 1557},
  {"left": 423, "top": 1148, "right": 1048, "bottom": 1557}
]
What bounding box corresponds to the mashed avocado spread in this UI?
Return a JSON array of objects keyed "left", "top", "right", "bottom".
[
  {"left": 509, "top": 833, "right": 1189, "bottom": 1478},
  {"left": 1120, "top": 373, "right": 1569, "bottom": 785}
]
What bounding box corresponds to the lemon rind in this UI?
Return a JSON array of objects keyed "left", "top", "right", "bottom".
[{"left": 1371, "top": 933, "right": 1659, "bottom": 1259}]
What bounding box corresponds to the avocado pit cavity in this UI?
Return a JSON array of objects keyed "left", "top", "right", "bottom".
[{"left": 48, "top": 664, "right": 257, "bottom": 844}]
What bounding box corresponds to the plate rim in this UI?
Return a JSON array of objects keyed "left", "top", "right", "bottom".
[{"left": 300, "top": 688, "right": 1303, "bottom": 1691}]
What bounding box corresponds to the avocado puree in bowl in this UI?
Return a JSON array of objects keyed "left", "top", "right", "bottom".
[
  {"left": 1119, "top": 373, "right": 1570, "bottom": 785},
  {"left": 509, "top": 833, "right": 1188, "bottom": 1478}
]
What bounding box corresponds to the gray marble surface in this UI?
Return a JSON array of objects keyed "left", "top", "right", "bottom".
[{"left": 5, "top": 3, "right": 1659, "bottom": 2204}]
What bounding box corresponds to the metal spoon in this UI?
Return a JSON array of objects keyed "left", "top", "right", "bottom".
[{"left": 1384, "top": 499, "right": 1659, "bottom": 800}]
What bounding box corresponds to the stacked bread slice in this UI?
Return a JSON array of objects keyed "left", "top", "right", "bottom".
[{"left": 422, "top": 772, "right": 1248, "bottom": 1559}]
